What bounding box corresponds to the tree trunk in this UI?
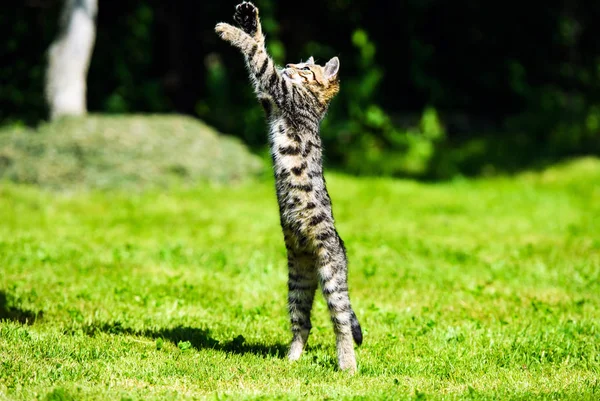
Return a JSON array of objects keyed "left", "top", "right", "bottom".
[{"left": 45, "top": 0, "right": 98, "bottom": 120}]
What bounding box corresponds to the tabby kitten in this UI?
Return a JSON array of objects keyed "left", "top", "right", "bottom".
[{"left": 216, "top": 2, "right": 362, "bottom": 373}]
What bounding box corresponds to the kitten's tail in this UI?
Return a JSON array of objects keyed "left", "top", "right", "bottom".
[{"left": 350, "top": 310, "right": 363, "bottom": 346}]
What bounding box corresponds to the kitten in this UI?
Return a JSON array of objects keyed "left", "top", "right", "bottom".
[{"left": 216, "top": 2, "right": 362, "bottom": 373}]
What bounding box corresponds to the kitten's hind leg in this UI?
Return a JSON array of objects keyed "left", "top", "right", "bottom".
[
  {"left": 286, "top": 250, "right": 318, "bottom": 361},
  {"left": 317, "top": 241, "right": 361, "bottom": 374}
]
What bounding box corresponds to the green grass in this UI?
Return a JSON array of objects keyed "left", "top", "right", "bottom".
[{"left": 1, "top": 157, "right": 599, "bottom": 400}]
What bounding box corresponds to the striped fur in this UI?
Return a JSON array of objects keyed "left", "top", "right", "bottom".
[{"left": 216, "top": 2, "right": 362, "bottom": 373}]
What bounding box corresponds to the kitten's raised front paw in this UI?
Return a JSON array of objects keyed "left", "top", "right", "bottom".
[
  {"left": 215, "top": 22, "right": 237, "bottom": 42},
  {"left": 234, "top": 2, "right": 259, "bottom": 36}
]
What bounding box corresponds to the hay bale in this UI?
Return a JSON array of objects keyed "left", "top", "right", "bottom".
[{"left": 0, "top": 114, "right": 265, "bottom": 190}]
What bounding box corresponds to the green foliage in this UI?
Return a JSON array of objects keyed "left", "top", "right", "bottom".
[
  {"left": 508, "top": 86, "right": 600, "bottom": 157},
  {"left": 1, "top": 158, "right": 599, "bottom": 399},
  {"left": 0, "top": 115, "right": 264, "bottom": 190},
  {"left": 0, "top": 4, "right": 59, "bottom": 125},
  {"left": 323, "top": 29, "right": 446, "bottom": 177},
  {"left": 89, "top": 3, "right": 171, "bottom": 114}
]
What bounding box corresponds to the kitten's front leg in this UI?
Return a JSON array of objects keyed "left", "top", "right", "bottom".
[{"left": 216, "top": 7, "right": 286, "bottom": 105}]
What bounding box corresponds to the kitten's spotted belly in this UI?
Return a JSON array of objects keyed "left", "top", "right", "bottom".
[
  {"left": 277, "top": 184, "right": 335, "bottom": 249},
  {"left": 269, "top": 120, "right": 332, "bottom": 249}
]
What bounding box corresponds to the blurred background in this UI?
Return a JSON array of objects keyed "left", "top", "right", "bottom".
[{"left": 2, "top": 0, "right": 600, "bottom": 182}]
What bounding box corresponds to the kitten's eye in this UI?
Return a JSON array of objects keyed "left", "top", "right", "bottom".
[{"left": 301, "top": 66, "right": 311, "bottom": 71}]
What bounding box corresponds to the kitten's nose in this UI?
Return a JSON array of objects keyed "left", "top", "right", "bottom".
[{"left": 285, "top": 64, "right": 292, "bottom": 68}]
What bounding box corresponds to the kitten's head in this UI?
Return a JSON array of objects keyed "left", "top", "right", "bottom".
[{"left": 282, "top": 56, "right": 340, "bottom": 105}]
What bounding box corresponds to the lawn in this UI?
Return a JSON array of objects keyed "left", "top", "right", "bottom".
[{"left": 1, "top": 157, "right": 599, "bottom": 400}]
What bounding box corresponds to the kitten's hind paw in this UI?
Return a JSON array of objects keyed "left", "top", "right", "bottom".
[{"left": 234, "top": 2, "right": 259, "bottom": 36}]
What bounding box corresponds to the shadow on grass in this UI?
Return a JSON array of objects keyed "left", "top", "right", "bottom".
[
  {"left": 0, "top": 291, "right": 43, "bottom": 325},
  {"left": 82, "top": 321, "right": 287, "bottom": 359}
]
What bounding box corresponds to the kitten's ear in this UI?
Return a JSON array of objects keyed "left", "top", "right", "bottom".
[
  {"left": 306, "top": 56, "right": 315, "bottom": 64},
  {"left": 324, "top": 57, "right": 340, "bottom": 81}
]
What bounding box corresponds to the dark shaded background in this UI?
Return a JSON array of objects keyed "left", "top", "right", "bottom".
[{"left": 2, "top": 0, "right": 600, "bottom": 178}]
